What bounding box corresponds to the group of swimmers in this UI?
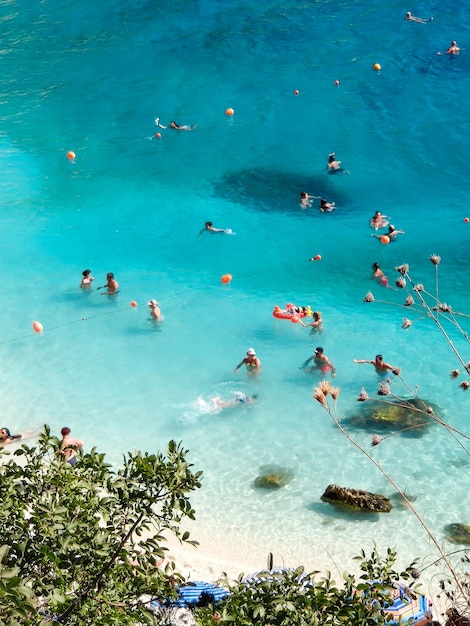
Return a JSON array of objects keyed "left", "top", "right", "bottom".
[
  {"left": 80, "top": 270, "right": 163, "bottom": 320},
  {"left": 0, "top": 425, "right": 84, "bottom": 468}
]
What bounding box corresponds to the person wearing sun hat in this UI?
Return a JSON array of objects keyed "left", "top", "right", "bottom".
[
  {"left": 147, "top": 299, "right": 162, "bottom": 320},
  {"left": 234, "top": 347, "right": 261, "bottom": 375}
]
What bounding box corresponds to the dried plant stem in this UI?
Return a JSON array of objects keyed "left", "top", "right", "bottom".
[{"left": 323, "top": 404, "right": 467, "bottom": 600}]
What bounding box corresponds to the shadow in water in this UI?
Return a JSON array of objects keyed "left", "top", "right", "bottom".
[
  {"left": 212, "top": 168, "right": 351, "bottom": 214},
  {"left": 307, "top": 500, "right": 381, "bottom": 523}
]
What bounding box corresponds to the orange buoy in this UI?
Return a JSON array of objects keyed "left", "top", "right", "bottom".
[
  {"left": 373, "top": 63, "right": 381, "bottom": 71},
  {"left": 221, "top": 274, "right": 232, "bottom": 284},
  {"left": 32, "top": 321, "right": 43, "bottom": 333},
  {"left": 225, "top": 108, "right": 234, "bottom": 116},
  {"left": 66, "top": 151, "right": 76, "bottom": 160},
  {"left": 380, "top": 235, "right": 390, "bottom": 244},
  {"left": 130, "top": 301, "right": 137, "bottom": 307},
  {"left": 155, "top": 132, "right": 161, "bottom": 139},
  {"left": 315, "top": 254, "right": 322, "bottom": 261},
  {"left": 334, "top": 80, "right": 340, "bottom": 86},
  {"left": 294, "top": 89, "right": 300, "bottom": 95},
  {"left": 464, "top": 217, "right": 469, "bottom": 223}
]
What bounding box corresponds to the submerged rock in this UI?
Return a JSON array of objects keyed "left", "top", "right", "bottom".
[
  {"left": 321, "top": 484, "right": 392, "bottom": 513},
  {"left": 345, "top": 397, "right": 438, "bottom": 436},
  {"left": 444, "top": 523, "right": 470, "bottom": 545},
  {"left": 254, "top": 465, "right": 294, "bottom": 490}
]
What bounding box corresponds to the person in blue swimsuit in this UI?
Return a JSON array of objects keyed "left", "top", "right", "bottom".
[{"left": 211, "top": 392, "right": 259, "bottom": 410}]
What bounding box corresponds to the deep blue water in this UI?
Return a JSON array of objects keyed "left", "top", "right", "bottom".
[{"left": 0, "top": 0, "right": 469, "bottom": 574}]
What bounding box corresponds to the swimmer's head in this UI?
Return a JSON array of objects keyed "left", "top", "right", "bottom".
[
  {"left": 205, "top": 221, "right": 213, "bottom": 227},
  {"left": 372, "top": 262, "right": 380, "bottom": 270},
  {"left": 452, "top": 41, "right": 457, "bottom": 46},
  {"left": 389, "top": 225, "right": 395, "bottom": 231},
  {"left": 300, "top": 191, "right": 307, "bottom": 198},
  {"left": 406, "top": 12, "right": 411, "bottom": 17},
  {"left": 375, "top": 355, "right": 383, "bottom": 361},
  {"left": 107, "top": 272, "right": 114, "bottom": 280},
  {"left": 313, "top": 311, "right": 321, "bottom": 319},
  {"left": 1, "top": 427, "right": 11, "bottom": 437},
  {"left": 61, "top": 427, "right": 71, "bottom": 436},
  {"left": 314, "top": 347, "right": 324, "bottom": 355},
  {"left": 82, "top": 269, "right": 91, "bottom": 277},
  {"left": 328, "top": 153, "right": 335, "bottom": 162}
]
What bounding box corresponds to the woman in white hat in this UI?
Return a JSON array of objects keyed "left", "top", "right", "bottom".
[
  {"left": 147, "top": 299, "right": 162, "bottom": 320},
  {"left": 234, "top": 348, "right": 261, "bottom": 375}
]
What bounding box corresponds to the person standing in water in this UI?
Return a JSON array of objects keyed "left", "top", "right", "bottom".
[
  {"left": 97, "top": 272, "right": 119, "bottom": 295},
  {"left": 353, "top": 354, "right": 400, "bottom": 376},
  {"left": 234, "top": 348, "right": 261, "bottom": 375},
  {"left": 301, "top": 347, "right": 336, "bottom": 376}
]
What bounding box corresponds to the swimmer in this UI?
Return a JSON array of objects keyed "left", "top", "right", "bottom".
[
  {"left": 147, "top": 299, "right": 162, "bottom": 320},
  {"left": 372, "top": 262, "right": 389, "bottom": 288},
  {"left": 300, "top": 191, "right": 319, "bottom": 208},
  {"left": 0, "top": 427, "right": 22, "bottom": 445},
  {"left": 154, "top": 117, "right": 167, "bottom": 129},
  {"left": 299, "top": 310, "right": 322, "bottom": 331},
  {"left": 211, "top": 392, "right": 259, "bottom": 411},
  {"left": 320, "top": 197, "right": 336, "bottom": 212},
  {"left": 437, "top": 41, "right": 461, "bottom": 55},
  {"left": 97, "top": 272, "right": 119, "bottom": 295},
  {"left": 58, "top": 426, "right": 83, "bottom": 467},
  {"left": 198, "top": 221, "right": 233, "bottom": 237},
  {"left": 354, "top": 354, "right": 400, "bottom": 376},
  {"left": 372, "top": 224, "right": 404, "bottom": 241},
  {"left": 369, "top": 211, "right": 390, "bottom": 230},
  {"left": 405, "top": 11, "right": 431, "bottom": 23},
  {"left": 327, "top": 152, "right": 350, "bottom": 175},
  {"left": 80, "top": 269, "right": 94, "bottom": 288},
  {"left": 234, "top": 347, "right": 261, "bottom": 375},
  {"left": 169, "top": 121, "right": 197, "bottom": 130},
  {"left": 300, "top": 347, "right": 336, "bottom": 377}
]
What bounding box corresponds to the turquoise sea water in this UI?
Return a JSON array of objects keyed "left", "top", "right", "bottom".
[{"left": 1, "top": 0, "right": 469, "bottom": 575}]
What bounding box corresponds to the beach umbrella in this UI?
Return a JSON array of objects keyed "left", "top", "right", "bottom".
[{"left": 385, "top": 584, "right": 433, "bottom": 625}]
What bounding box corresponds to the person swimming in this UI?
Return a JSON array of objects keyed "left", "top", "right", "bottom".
[
  {"left": 169, "top": 121, "right": 197, "bottom": 130},
  {"left": 199, "top": 221, "right": 233, "bottom": 236},
  {"left": 369, "top": 211, "right": 389, "bottom": 230},
  {"left": 0, "top": 427, "right": 22, "bottom": 445},
  {"left": 327, "top": 152, "right": 350, "bottom": 175},
  {"left": 210, "top": 392, "right": 259, "bottom": 410},
  {"left": 372, "top": 262, "right": 389, "bottom": 287}
]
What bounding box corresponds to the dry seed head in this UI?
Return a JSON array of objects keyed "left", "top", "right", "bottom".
[
  {"left": 395, "top": 277, "right": 406, "bottom": 289},
  {"left": 395, "top": 264, "right": 409, "bottom": 275},
  {"left": 429, "top": 254, "right": 441, "bottom": 266}
]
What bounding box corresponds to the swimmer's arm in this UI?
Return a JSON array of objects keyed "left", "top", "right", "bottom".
[
  {"left": 234, "top": 361, "right": 244, "bottom": 373},
  {"left": 301, "top": 356, "right": 313, "bottom": 368},
  {"left": 354, "top": 359, "right": 373, "bottom": 364}
]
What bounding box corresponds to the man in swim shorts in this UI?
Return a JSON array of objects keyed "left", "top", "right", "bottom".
[
  {"left": 301, "top": 347, "right": 336, "bottom": 377},
  {"left": 354, "top": 354, "right": 400, "bottom": 376}
]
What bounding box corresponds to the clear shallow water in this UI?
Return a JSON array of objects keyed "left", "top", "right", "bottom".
[{"left": 1, "top": 0, "right": 469, "bottom": 576}]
